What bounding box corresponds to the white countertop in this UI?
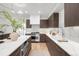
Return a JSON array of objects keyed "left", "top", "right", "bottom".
[
  {"left": 1, "top": 33, "right": 79, "bottom": 56},
  {"left": 0, "top": 35, "right": 30, "bottom": 56},
  {"left": 46, "top": 33, "right": 79, "bottom": 56}
]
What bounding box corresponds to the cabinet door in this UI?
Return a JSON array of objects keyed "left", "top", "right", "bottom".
[
  {"left": 50, "top": 39, "right": 69, "bottom": 56},
  {"left": 25, "top": 37, "right": 31, "bottom": 56},
  {"left": 48, "top": 13, "right": 59, "bottom": 28},
  {"left": 49, "top": 39, "right": 58, "bottom": 56},
  {"left": 40, "top": 34, "right": 46, "bottom": 42},
  {"left": 55, "top": 45, "right": 69, "bottom": 56},
  {"left": 65, "top": 3, "right": 79, "bottom": 26},
  {"left": 25, "top": 43, "right": 31, "bottom": 56},
  {"left": 26, "top": 20, "right": 31, "bottom": 28},
  {"left": 45, "top": 36, "right": 54, "bottom": 55},
  {"left": 10, "top": 47, "right": 20, "bottom": 56},
  {"left": 40, "top": 20, "right": 48, "bottom": 28}
]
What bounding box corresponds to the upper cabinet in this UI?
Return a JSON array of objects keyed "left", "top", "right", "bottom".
[
  {"left": 26, "top": 13, "right": 59, "bottom": 28},
  {"left": 48, "top": 13, "right": 59, "bottom": 28},
  {"left": 30, "top": 15, "right": 40, "bottom": 24},
  {"left": 64, "top": 3, "right": 79, "bottom": 27},
  {"left": 26, "top": 20, "right": 31, "bottom": 28},
  {"left": 40, "top": 20, "right": 48, "bottom": 28}
]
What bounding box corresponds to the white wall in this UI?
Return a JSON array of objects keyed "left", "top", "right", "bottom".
[
  {"left": 59, "top": 9, "right": 64, "bottom": 28},
  {"left": 59, "top": 9, "right": 64, "bottom": 36}
]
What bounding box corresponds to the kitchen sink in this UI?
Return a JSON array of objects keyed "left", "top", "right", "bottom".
[{"left": 58, "top": 40, "right": 68, "bottom": 42}]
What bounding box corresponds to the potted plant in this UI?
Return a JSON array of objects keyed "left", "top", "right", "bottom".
[
  {"left": 9, "top": 19, "right": 23, "bottom": 41},
  {"left": 0, "top": 11, "right": 23, "bottom": 41}
]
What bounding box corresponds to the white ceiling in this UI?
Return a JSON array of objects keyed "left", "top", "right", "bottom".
[{"left": 0, "top": 3, "right": 64, "bottom": 19}]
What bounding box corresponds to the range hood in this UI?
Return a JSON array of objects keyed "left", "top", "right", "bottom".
[{"left": 30, "top": 15, "right": 40, "bottom": 24}]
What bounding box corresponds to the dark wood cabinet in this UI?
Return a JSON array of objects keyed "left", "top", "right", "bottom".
[
  {"left": 45, "top": 34, "right": 70, "bottom": 56},
  {"left": 26, "top": 20, "right": 31, "bottom": 28},
  {"left": 10, "top": 37, "right": 31, "bottom": 56},
  {"left": 10, "top": 47, "right": 21, "bottom": 56},
  {"left": 25, "top": 37, "right": 31, "bottom": 56},
  {"left": 26, "top": 19, "right": 48, "bottom": 28},
  {"left": 64, "top": 3, "right": 79, "bottom": 27},
  {"left": 25, "top": 43, "right": 31, "bottom": 56},
  {"left": 48, "top": 13, "right": 59, "bottom": 28},
  {"left": 40, "top": 34, "right": 46, "bottom": 42},
  {"left": 40, "top": 20, "right": 48, "bottom": 28},
  {"left": 0, "top": 33, "right": 10, "bottom": 39},
  {"left": 26, "top": 15, "right": 59, "bottom": 28}
]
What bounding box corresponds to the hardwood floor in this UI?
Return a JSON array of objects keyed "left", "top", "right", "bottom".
[{"left": 28, "top": 43, "right": 50, "bottom": 56}]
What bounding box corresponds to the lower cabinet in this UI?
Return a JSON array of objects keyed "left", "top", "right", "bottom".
[
  {"left": 40, "top": 34, "right": 46, "bottom": 42},
  {"left": 10, "top": 47, "right": 21, "bottom": 56},
  {"left": 45, "top": 34, "right": 70, "bottom": 56},
  {"left": 10, "top": 37, "right": 31, "bottom": 56},
  {"left": 25, "top": 40, "right": 31, "bottom": 56},
  {"left": 10, "top": 34, "right": 70, "bottom": 56},
  {"left": 24, "top": 37, "right": 31, "bottom": 56}
]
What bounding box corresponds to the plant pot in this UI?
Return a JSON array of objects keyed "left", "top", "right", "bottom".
[{"left": 10, "top": 32, "right": 19, "bottom": 41}]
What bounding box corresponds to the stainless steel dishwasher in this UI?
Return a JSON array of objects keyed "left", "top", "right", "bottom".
[{"left": 20, "top": 41, "right": 29, "bottom": 56}]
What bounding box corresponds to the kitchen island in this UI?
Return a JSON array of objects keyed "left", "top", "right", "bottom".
[{"left": 0, "top": 35, "right": 31, "bottom": 56}]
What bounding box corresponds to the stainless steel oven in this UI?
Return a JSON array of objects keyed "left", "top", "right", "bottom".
[{"left": 31, "top": 32, "right": 40, "bottom": 42}]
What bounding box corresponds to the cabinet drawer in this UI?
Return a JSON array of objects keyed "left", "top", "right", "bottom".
[{"left": 40, "top": 34, "right": 46, "bottom": 42}]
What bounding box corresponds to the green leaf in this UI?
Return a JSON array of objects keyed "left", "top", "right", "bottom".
[
  {"left": 0, "top": 11, "right": 12, "bottom": 22},
  {"left": 0, "top": 10, "right": 23, "bottom": 32},
  {"left": 0, "top": 24, "right": 5, "bottom": 29}
]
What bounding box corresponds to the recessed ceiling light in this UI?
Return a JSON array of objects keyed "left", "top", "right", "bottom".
[
  {"left": 17, "top": 10, "right": 23, "bottom": 14},
  {"left": 11, "top": 10, "right": 15, "bottom": 14},
  {"left": 38, "top": 11, "right": 41, "bottom": 14},
  {"left": 25, "top": 11, "right": 28, "bottom": 14}
]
